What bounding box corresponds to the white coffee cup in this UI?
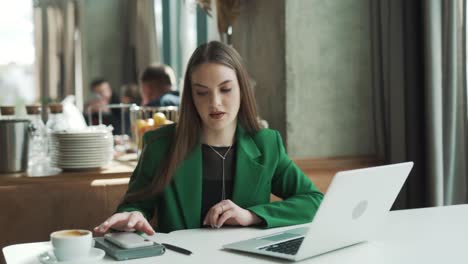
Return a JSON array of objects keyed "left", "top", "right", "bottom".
[{"left": 50, "top": 229, "right": 93, "bottom": 261}]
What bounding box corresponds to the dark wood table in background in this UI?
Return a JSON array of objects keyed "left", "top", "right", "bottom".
[{"left": 0, "top": 158, "right": 136, "bottom": 264}]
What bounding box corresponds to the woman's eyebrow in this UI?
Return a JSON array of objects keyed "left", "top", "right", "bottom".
[
  {"left": 217, "top": 80, "right": 232, "bottom": 86},
  {"left": 193, "top": 83, "right": 209, "bottom": 88},
  {"left": 193, "top": 80, "right": 232, "bottom": 88}
]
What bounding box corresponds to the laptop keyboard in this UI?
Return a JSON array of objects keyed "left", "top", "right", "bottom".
[{"left": 258, "top": 237, "right": 305, "bottom": 255}]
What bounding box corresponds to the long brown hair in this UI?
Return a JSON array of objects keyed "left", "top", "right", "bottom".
[{"left": 124, "top": 41, "right": 261, "bottom": 202}]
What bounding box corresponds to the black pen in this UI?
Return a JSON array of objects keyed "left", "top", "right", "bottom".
[{"left": 162, "top": 243, "right": 192, "bottom": 255}]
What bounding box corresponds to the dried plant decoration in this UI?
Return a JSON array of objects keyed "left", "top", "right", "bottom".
[
  {"left": 196, "top": 0, "right": 241, "bottom": 44},
  {"left": 196, "top": 0, "right": 213, "bottom": 17},
  {"left": 216, "top": 0, "right": 240, "bottom": 35}
]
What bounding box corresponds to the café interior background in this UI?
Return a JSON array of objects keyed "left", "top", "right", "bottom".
[{"left": 0, "top": 0, "right": 467, "bottom": 209}]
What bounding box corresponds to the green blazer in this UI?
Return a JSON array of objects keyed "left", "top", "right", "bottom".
[{"left": 117, "top": 124, "right": 323, "bottom": 233}]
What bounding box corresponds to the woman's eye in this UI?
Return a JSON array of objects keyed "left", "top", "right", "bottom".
[
  {"left": 196, "top": 91, "right": 208, "bottom": 96},
  {"left": 221, "top": 88, "right": 232, "bottom": 93}
]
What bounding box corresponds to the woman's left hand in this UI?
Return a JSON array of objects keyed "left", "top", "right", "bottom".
[{"left": 203, "top": 199, "right": 262, "bottom": 228}]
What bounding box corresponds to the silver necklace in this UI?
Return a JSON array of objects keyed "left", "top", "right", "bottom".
[{"left": 207, "top": 144, "right": 233, "bottom": 200}]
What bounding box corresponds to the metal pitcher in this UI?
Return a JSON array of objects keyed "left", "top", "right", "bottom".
[{"left": 0, "top": 119, "right": 30, "bottom": 173}]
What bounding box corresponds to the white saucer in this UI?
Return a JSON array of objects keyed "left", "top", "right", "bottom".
[{"left": 38, "top": 248, "right": 105, "bottom": 264}]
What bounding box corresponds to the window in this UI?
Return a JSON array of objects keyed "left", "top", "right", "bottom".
[
  {"left": 156, "top": 0, "right": 208, "bottom": 88},
  {"left": 0, "top": 1, "right": 35, "bottom": 115}
]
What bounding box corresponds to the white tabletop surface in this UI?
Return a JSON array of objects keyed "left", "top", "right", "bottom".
[{"left": 4, "top": 204, "right": 468, "bottom": 264}]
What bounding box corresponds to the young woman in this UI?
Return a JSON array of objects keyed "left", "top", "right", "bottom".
[{"left": 95, "top": 41, "right": 323, "bottom": 235}]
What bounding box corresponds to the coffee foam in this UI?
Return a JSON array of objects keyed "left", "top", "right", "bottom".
[{"left": 53, "top": 230, "right": 89, "bottom": 238}]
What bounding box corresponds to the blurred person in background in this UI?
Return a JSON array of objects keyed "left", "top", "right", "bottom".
[
  {"left": 84, "top": 78, "right": 122, "bottom": 134},
  {"left": 118, "top": 83, "right": 141, "bottom": 137},
  {"left": 120, "top": 83, "right": 142, "bottom": 105},
  {"left": 85, "top": 78, "right": 119, "bottom": 113},
  {"left": 140, "top": 64, "right": 180, "bottom": 107}
]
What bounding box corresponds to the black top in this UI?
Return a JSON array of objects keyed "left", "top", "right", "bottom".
[{"left": 200, "top": 144, "right": 237, "bottom": 224}]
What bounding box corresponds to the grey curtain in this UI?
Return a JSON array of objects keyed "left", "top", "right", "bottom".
[
  {"left": 438, "top": 0, "right": 468, "bottom": 205},
  {"left": 370, "top": 0, "right": 467, "bottom": 208},
  {"left": 33, "top": 0, "right": 77, "bottom": 102},
  {"left": 122, "top": 0, "right": 160, "bottom": 85}
]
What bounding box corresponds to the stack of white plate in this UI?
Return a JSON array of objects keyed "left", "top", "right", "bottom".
[{"left": 49, "top": 130, "right": 113, "bottom": 170}]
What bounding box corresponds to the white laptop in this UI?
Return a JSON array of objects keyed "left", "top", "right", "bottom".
[{"left": 223, "top": 162, "right": 413, "bottom": 261}]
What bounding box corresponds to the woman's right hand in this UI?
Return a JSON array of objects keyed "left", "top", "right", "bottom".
[{"left": 94, "top": 211, "right": 155, "bottom": 236}]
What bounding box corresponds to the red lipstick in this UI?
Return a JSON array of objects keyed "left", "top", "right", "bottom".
[{"left": 209, "top": 111, "right": 225, "bottom": 119}]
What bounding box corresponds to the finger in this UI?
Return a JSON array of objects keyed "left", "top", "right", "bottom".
[
  {"left": 93, "top": 227, "right": 105, "bottom": 236},
  {"left": 216, "top": 209, "right": 234, "bottom": 228},
  {"left": 204, "top": 207, "right": 217, "bottom": 227},
  {"left": 122, "top": 227, "right": 137, "bottom": 232},
  {"left": 94, "top": 213, "right": 127, "bottom": 233},
  {"left": 96, "top": 219, "right": 130, "bottom": 233},
  {"left": 203, "top": 208, "right": 212, "bottom": 226},
  {"left": 202, "top": 213, "right": 209, "bottom": 226},
  {"left": 134, "top": 220, "right": 155, "bottom": 235},
  {"left": 94, "top": 221, "right": 111, "bottom": 233},
  {"left": 206, "top": 200, "right": 232, "bottom": 228},
  {"left": 204, "top": 209, "right": 214, "bottom": 227},
  {"left": 134, "top": 221, "right": 144, "bottom": 230},
  {"left": 203, "top": 200, "right": 234, "bottom": 227},
  {"left": 221, "top": 200, "right": 235, "bottom": 211},
  {"left": 210, "top": 205, "right": 224, "bottom": 228},
  {"left": 210, "top": 208, "right": 217, "bottom": 228},
  {"left": 203, "top": 213, "right": 208, "bottom": 226},
  {"left": 127, "top": 212, "right": 141, "bottom": 229},
  {"left": 140, "top": 221, "right": 155, "bottom": 235},
  {"left": 105, "top": 213, "right": 129, "bottom": 227}
]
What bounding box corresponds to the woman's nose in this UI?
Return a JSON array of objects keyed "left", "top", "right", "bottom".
[{"left": 209, "top": 92, "right": 222, "bottom": 106}]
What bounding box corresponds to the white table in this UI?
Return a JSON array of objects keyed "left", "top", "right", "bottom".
[{"left": 4, "top": 204, "right": 468, "bottom": 264}]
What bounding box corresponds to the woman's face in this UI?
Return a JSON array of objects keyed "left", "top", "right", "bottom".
[{"left": 191, "top": 63, "right": 241, "bottom": 133}]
